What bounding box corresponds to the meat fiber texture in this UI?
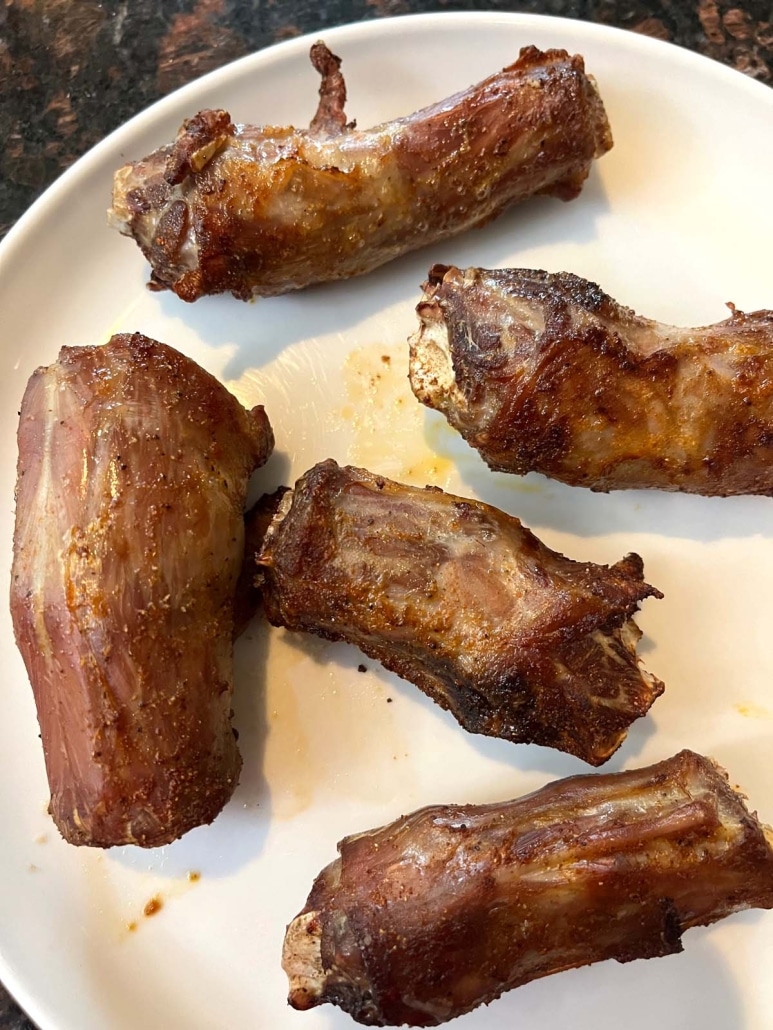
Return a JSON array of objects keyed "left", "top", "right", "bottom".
[
  {"left": 10, "top": 333, "right": 273, "bottom": 847},
  {"left": 256, "top": 460, "right": 663, "bottom": 766},
  {"left": 410, "top": 265, "right": 773, "bottom": 495},
  {"left": 283, "top": 750, "right": 773, "bottom": 1026},
  {"left": 109, "top": 44, "right": 613, "bottom": 300}
]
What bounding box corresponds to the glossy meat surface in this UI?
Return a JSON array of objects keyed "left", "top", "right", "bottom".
[
  {"left": 283, "top": 750, "right": 773, "bottom": 1026},
  {"left": 109, "top": 45, "right": 612, "bottom": 301},
  {"left": 10, "top": 333, "right": 274, "bottom": 847},
  {"left": 409, "top": 265, "right": 773, "bottom": 495},
  {"left": 256, "top": 460, "right": 662, "bottom": 765}
]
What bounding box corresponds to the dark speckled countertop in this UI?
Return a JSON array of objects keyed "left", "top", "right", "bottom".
[{"left": 1, "top": 0, "right": 771, "bottom": 1026}]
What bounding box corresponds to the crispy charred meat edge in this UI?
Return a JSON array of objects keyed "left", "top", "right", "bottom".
[
  {"left": 253, "top": 460, "right": 663, "bottom": 766},
  {"left": 283, "top": 749, "right": 773, "bottom": 1027}
]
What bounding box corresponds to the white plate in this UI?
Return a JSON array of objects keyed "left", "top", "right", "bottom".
[{"left": 2, "top": 11, "right": 773, "bottom": 1030}]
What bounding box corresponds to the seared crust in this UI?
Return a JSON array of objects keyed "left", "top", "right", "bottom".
[
  {"left": 409, "top": 265, "right": 773, "bottom": 495},
  {"left": 283, "top": 750, "right": 773, "bottom": 1026},
  {"left": 109, "top": 44, "right": 613, "bottom": 301},
  {"left": 308, "top": 40, "right": 350, "bottom": 137},
  {"left": 10, "top": 333, "right": 274, "bottom": 847},
  {"left": 256, "top": 460, "right": 662, "bottom": 765}
]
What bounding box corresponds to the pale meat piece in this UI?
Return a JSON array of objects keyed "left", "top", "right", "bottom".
[
  {"left": 409, "top": 264, "right": 773, "bottom": 495},
  {"left": 10, "top": 333, "right": 274, "bottom": 848},
  {"left": 255, "top": 460, "right": 662, "bottom": 765},
  {"left": 108, "top": 44, "right": 613, "bottom": 301},
  {"left": 283, "top": 750, "right": 773, "bottom": 1027}
]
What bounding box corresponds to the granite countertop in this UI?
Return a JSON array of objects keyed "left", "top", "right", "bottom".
[{"left": 1, "top": 0, "right": 771, "bottom": 1026}]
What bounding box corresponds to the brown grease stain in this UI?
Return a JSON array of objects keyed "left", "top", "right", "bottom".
[
  {"left": 143, "top": 895, "right": 163, "bottom": 917},
  {"left": 263, "top": 632, "right": 412, "bottom": 820},
  {"left": 402, "top": 454, "right": 456, "bottom": 487},
  {"left": 336, "top": 343, "right": 454, "bottom": 486},
  {"left": 735, "top": 702, "right": 772, "bottom": 718},
  {"left": 263, "top": 645, "right": 314, "bottom": 819},
  {"left": 122, "top": 872, "right": 201, "bottom": 937}
]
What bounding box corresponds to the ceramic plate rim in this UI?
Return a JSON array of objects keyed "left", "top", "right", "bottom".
[{"left": 3, "top": 11, "right": 773, "bottom": 1029}]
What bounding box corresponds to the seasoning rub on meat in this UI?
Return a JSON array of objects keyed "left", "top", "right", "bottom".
[
  {"left": 283, "top": 750, "right": 773, "bottom": 1027},
  {"left": 255, "top": 460, "right": 663, "bottom": 766},
  {"left": 410, "top": 264, "right": 773, "bottom": 495},
  {"left": 109, "top": 44, "right": 612, "bottom": 301},
  {"left": 10, "top": 333, "right": 274, "bottom": 847}
]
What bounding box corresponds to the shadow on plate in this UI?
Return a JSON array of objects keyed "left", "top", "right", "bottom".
[
  {"left": 470, "top": 926, "right": 749, "bottom": 1030},
  {"left": 261, "top": 623, "right": 661, "bottom": 796},
  {"left": 425, "top": 411, "right": 773, "bottom": 544},
  {"left": 153, "top": 175, "right": 611, "bottom": 378}
]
